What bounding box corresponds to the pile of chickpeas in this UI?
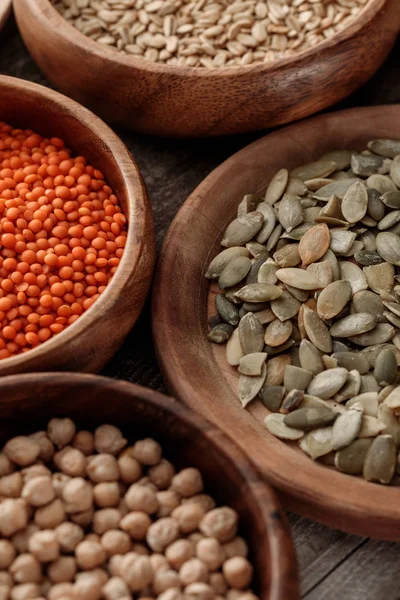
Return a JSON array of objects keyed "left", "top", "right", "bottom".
[{"left": 0, "top": 419, "right": 258, "bottom": 600}]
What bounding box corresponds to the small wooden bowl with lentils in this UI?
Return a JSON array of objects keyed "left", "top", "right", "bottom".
[
  {"left": 0, "top": 372, "right": 300, "bottom": 600},
  {"left": 13, "top": 0, "right": 400, "bottom": 136}
]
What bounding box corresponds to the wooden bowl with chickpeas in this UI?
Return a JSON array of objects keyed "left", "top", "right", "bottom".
[
  {"left": 0, "top": 372, "right": 300, "bottom": 600},
  {"left": 0, "top": 75, "right": 155, "bottom": 376}
]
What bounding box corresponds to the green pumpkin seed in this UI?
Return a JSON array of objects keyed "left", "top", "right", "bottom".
[
  {"left": 260, "top": 385, "right": 285, "bottom": 412},
  {"left": 266, "top": 224, "right": 283, "bottom": 252},
  {"left": 278, "top": 194, "right": 304, "bottom": 233},
  {"left": 292, "top": 159, "right": 337, "bottom": 182},
  {"left": 270, "top": 290, "right": 301, "bottom": 322},
  {"left": 351, "top": 152, "right": 384, "bottom": 177},
  {"left": 332, "top": 405, "right": 363, "bottom": 450},
  {"left": 238, "top": 312, "right": 264, "bottom": 355},
  {"left": 280, "top": 389, "right": 304, "bottom": 414},
  {"left": 284, "top": 284, "right": 309, "bottom": 302},
  {"left": 299, "top": 339, "right": 325, "bottom": 375},
  {"left": 253, "top": 307, "right": 276, "bottom": 325},
  {"left": 316, "top": 280, "right": 352, "bottom": 320},
  {"left": 321, "top": 149, "right": 352, "bottom": 170},
  {"left": 207, "top": 323, "right": 233, "bottom": 343},
  {"left": 284, "top": 407, "right": 337, "bottom": 431},
  {"left": 303, "top": 305, "right": 332, "bottom": 353},
  {"left": 341, "top": 181, "right": 368, "bottom": 223},
  {"left": 218, "top": 256, "right": 252, "bottom": 289},
  {"left": 273, "top": 244, "right": 300, "bottom": 268},
  {"left": 354, "top": 250, "right": 383, "bottom": 266},
  {"left": 284, "top": 365, "right": 313, "bottom": 392},
  {"left": 363, "top": 434, "right": 396, "bottom": 484},
  {"left": 306, "top": 367, "right": 348, "bottom": 399},
  {"left": 381, "top": 190, "right": 400, "bottom": 209},
  {"left": 246, "top": 241, "right": 270, "bottom": 259},
  {"left": 265, "top": 168, "right": 289, "bottom": 205},
  {"left": 255, "top": 202, "right": 277, "bottom": 244},
  {"left": 257, "top": 262, "right": 279, "bottom": 284},
  {"left": 331, "top": 351, "right": 369, "bottom": 374},
  {"left": 238, "top": 363, "right": 267, "bottom": 408},
  {"left": 215, "top": 294, "right": 240, "bottom": 326},
  {"left": 329, "top": 313, "right": 377, "bottom": 338},
  {"left": 264, "top": 413, "right": 304, "bottom": 440},
  {"left": 367, "top": 174, "right": 397, "bottom": 194},
  {"left": 276, "top": 268, "right": 322, "bottom": 290},
  {"left": 313, "top": 178, "right": 359, "bottom": 201},
  {"left": 367, "top": 139, "right": 400, "bottom": 158},
  {"left": 350, "top": 323, "right": 396, "bottom": 347},
  {"left": 333, "top": 370, "right": 361, "bottom": 403},
  {"left": 367, "top": 188, "right": 385, "bottom": 221},
  {"left": 335, "top": 439, "right": 372, "bottom": 474},
  {"left": 346, "top": 392, "right": 378, "bottom": 416},
  {"left": 235, "top": 283, "right": 283, "bottom": 303},
  {"left": 373, "top": 348, "right": 398, "bottom": 385},
  {"left": 237, "top": 194, "right": 262, "bottom": 217},
  {"left": 221, "top": 212, "right": 264, "bottom": 247},
  {"left": 206, "top": 247, "right": 250, "bottom": 279},
  {"left": 238, "top": 352, "right": 267, "bottom": 376},
  {"left": 389, "top": 155, "right": 400, "bottom": 188},
  {"left": 226, "top": 327, "right": 244, "bottom": 366},
  {"left": 360, "top": 374, "right": 380, "bottom": 394}
]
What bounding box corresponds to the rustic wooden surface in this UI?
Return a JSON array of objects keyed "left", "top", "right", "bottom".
[{"left": 1, "top": 15, "right": 400, "bottom": 599}]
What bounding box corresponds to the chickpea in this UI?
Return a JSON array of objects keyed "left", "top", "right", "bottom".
[
  {"left": 74, "top": 569, "right": 108, "bottom": 600},
  {"left": 149, "top": 554, "right": 169, "bottom": 573},
  {"left": 93, "top": 482, "right": 120, "bottom": 508},
  {"left": 4, "top": 438, "right": 40, "bottom": 468},
  {"left": 0, "top": 499, "right": 29, "bottom": 537},
  {"left": 70, "top": 508, "right": 94, "bottom": 528},
  {"left": 156, "top": 491, "right": 180, "bottom": 518},
  {"left": 222, "top": 557, "right": 253, "bottom": 590},
  {"left": 53, "top": 447, "right": 87, "bottom": 477},
  {"left": 101, "top": 577, "right": 130, "bottom": 600},
  {"left": 119, "top": 553, "right": 153, "bottom": 592},
  {"left": 124, "top": 485, "right": 158, "bottom": 514},
  {"left": 187, "top": 533, "right": 204, "bottom": 545},
  {"left": 0, "top": 453, "right": 14, "bottom": 477},
  {"left": 171, "top": 469, "right": 203, "bottom": 498},
  {"left": 55, "top": 523, "right": 84, "bottom": 553},
  {"left": 52, "top": 474, "right": 71, "bottom": 498},
  {"left": 47, "top": 582, "right": 75, "bottom": 600},
  {"left": 131, "top": 543, "right": 149, "bottom": 556},
  {"left": 10, "top": 583, "right": 40, "bottom": 600},
  {"left": 21, "top": 476, "right": 55, "bottom": 507},
  {"left": 182, "top": 495, "right": 216, "bottom": 513},
  {"left": 120, "top": 511, "right": 151, "bottom": 540},
  {"left": 47, "top": 557, "right": 76, "bottom": 583},
  {"left": 209, "top": 573, "right": 227, "bottom": 595},
  {"left": 12, "top": 526, "right": 39, "bottom": 554},
  {"left": 0, "top": 584, "right": 10, "bottom": 600},
  {"left": 226, "top": 591, "right": 243, "bottom": 600},
  {"left": 47, "top": 419, "right": 76, "bottom": 449},
  {"left": 196, "top": 538, "right": 224, "bottom": 571},
  {"left": 101, "top": 530, "right": 131, "bottom": 557},
  {"left": 62, "top": 477, "right": 93, "bottom": 513},
  {"left": 146, "top": 517, "right": 179, "bottom": 553},
  {"left": 0, "top": 540, "right": 16, "bottom": 569},
  {"left": 199, "top": 508, "right": 238, "bottom": 542},
  {"left": 148, "top": 460, "right": 175, "bottom": 490},
  {"left": 0, "top": 472, "right": 23, "bottom": 498},
  {"left": 152, "top": 569, "right": 180, "bottom": 595},
  {"left": 117, "top": 499, "right": 129, "bottom": 518},
  {"left": 179, "top": 559, "right": 209, "bottom": 586},
  {"left": 157, "top": 589, "right": 183, "bottom": 600},
  {"left": 21, "top": 465, "right": 52, "bottom": 482},
  {"left": 165, "top": 540, "right": 194, "bottom": 570},
  {"left": 108, "top": 555, "right": 124, "bottom": 578},
  {"left": 0, "top": 573, "right": 12, "bottom": 586},
  {"left": 233, "top": 592, "right": 258, "bottom": 600},
  {"left": 9, "top": 554, "right": 41, "bottom": 584},
  {"left": 71, "top": 431, "right": 94, "bottom": 456},
  {"left": 223, "top": 538, "right": 248, "bottom": 559},
  {"left": 92, "top": 508, "right": 121, "bottom": 535},
  {"left": 184, "top": 583, "right": 214, "bottom": 600},
  {"left": 172, "top": 504, "right": 205, "bottom": 534},
  {"left": 136, "top": 477, "right": 158, "bottom": 493},
  {"left": 117, "top": 454, "right": 142, "bottom": 485},
  {"left": 34, "top": 498, "right": 65, "bottom": 529},
  {"left": 87, "top": 455, "right": 119, "bottom": 483},
  {"left": 94, "top": 426, "right": 127, "bottom": 456},
  {"left": 40, "top": 578, "right": 51, "bottom": 597},
  {"left": 75, "top": 541, "right": 107, "bottom": 570},
  {"left": 29, "top": 432, "right": 55, "bottom": 463},
  {"left": 28, "top": 530, "right": 60, "bottom": 562},
  {"left": 132, "top": 439, "right": 161, "bottom": 466}
]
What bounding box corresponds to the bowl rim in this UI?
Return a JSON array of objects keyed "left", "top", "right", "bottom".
[
  {"left": 26, "top": 0, "right": 384, "bottom": 76},
  {"left": 0, "top": 74, "right": 153, "bottom": 368},
  {"left": 0, "top": 370, "right": 300, "bottom": 600}
]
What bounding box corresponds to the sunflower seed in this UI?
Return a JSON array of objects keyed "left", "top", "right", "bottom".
[
  {"left": 339, "top": 261, "right": 368, "bottom": 295},
  {"left": 278, "top": 194, "right": 304, "bottom": 233},
  {"left": 332, "top": 351, "right": 369, "bottom": 374},
  {"left": 346, "top": 392, "right": 378, "bottom": 416},
  {"left": 283, "top": 365, "right": 313, "bottom": 392},
  {"left": 221, "top": 212, "right": 264, "bottom": 247},
  {"left": 306, "top": 367, "right": 348, "bottom": 399},
  {"left": 332, "top": 405, "right": 363, "bottom": 450},
  {"left": 238, "top": 312, "right": 264, "bottom": 355},
  {"left": 260, "top": 385, "right": 285, "bottom": 412},
  {"left": 273, "top": 244, "right": 300, "bottom": 267},
  {"left": 218, "top": 256, "right": 252, "bottom": 289},
  {"left": 238, "top": 363, "right": 267, "bottom": 408},
  {"left": 264, "top": 319, "right": 293, "bottom": 347},
  {"left": 313, "top": 178, "right": 359, "bottom": 201},
  {"left": 303, "top": 305, "right": 332, "bottom": 353},
  {"left": 292, "top": 159, "right": 337, "bottom": 182},
  {"left": 237, "top": 194, "right": 262, "bottom": 217},
  {"left": 255, "top": 202, "right": 277, "bottom": 244},
  {"left": 373, "top": 348, "right": 398, "bottom": 386},
  {"left": 265, "top": 168, "right": 289, "bottom": 205},
  {"left": 270, "top": 290, "right": 301, "bottom": 322},
  {"left": 235, "top": 283, "right": 283, "bottom": 303},
  {"left": 358, "top": 415, "right": 386, "bottom": 438},
  {"left": 238, "top": 352, "right": 267, "bottom": 376},
  {"left": 341, "top": 181, "right": 368, "bottom": 223},
  {"left": 215, "top": 294, "right": 240, "bottom": 326},
  {"left": 206, "top": 247, "right": 250, "bottom": 279},
  {"left": 363, "top": 434, "right": 396, "bottom": 484},
  {"left": 368, "top": 139, "right": 400, "bottom": 158},
  {"left": 333, "top": 370, "right": 361, "bottom": 403},
  {"left": 316, "top": 280, "right": 352, "bottom": 320},
  {"left": 207, "top": 323, "right": 234, "bottom": 343},
  {"left": 280, "top": 389, "right": 304, "bottom": 414},
  {"left": 367, "top": 174, "right": 397, "bottom": 194},
  {"left": 351, "top": 153, "right": 384, "bottom": 177},
  {"left": 389, "top": 155, "right": 400, "bottom": 188},
  {"left": 265, "top": 355, "right": 291, "bottom": 387},
  {"left": 226, "top": 327, "right": 244, "bottom": 366},
  {"left": 299, "top": 339, "right": 325, "bottom": 375},
  {"left": 330, "top": 313, "right": 377, "bottom": 338},
  {"left": 335, "top": 438, "right": 372, "bottom": 475},
  {"left": 275, "top": 268, "right": 322, "bottom": 290},
  {"left": 301, "top": 426, "right": 334, "bottom": 460},
  {"left": 264, "top": 413, "right": 304, "bottom": 440},
  {"left": 284, "top": 407, "right": 337, "bottom": 431}
]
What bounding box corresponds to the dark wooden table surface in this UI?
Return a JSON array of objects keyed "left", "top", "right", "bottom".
[{"left": 1, "top": 16, "right": 399, "bottom": 599}]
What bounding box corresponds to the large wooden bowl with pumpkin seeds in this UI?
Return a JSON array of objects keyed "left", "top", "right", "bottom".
[{"left": 153, "top": 105, "right": 400, "bottom": 541}]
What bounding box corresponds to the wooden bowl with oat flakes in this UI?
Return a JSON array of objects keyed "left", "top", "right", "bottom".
[{"left": 13, "top": 0, "right": 400, "bottom": 137}]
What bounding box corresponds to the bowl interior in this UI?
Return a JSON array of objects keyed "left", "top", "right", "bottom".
[
  {"left": 153, "top": 105, "right": 400, "bottom": 540},
  {"left": 0, "top": 372, "right": 297, "bottom": 598}
]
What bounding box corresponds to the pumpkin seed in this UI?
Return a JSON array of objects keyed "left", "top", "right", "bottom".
[
  {"left": 304, "top": 178, "right": 334, "bottom": 192},
  {"left": 280, "top": 389, "right": 304, "bottom": 414},
  {"left": 207, "top": 323, "right": 233, "bottom": 343},
  {"left": 329, "top": 230, "right": 356, "bottom": 255},
  {"left": 285, "top": 284, "right": 309, "bottom": 302},
  {"left": 299, "top": 339, "right": 325, "bottom": 375},
  {"left": 238, "top": 312, "right": 264, "bottom": 355},
  {"left": 390, "top": 155, "right": 400, "bottom": 188},
  {"left": 218, "top": 256, "right": 252, "bottom": 289},
  {"left": 382, "top": 386, "right": 400, "bottom": 409},
  {"left": 206, "top": 247, "right": 250, "bottom": 279},
  {"left": 377, "top": 404, "right": 400, "bottom": 447},
  {"left": 260, "top": 385, "right": 285, "bottom": 412},
  {"left": 341, "top": 181, "right": 368, "bottom": 223},
  {"left": 265, "top": 168, "right": 289, "bottom": 205},
  {"left": 332, "top": 351, "right": 369, "bottom": 374},
  {"left": 303, "top": 305, "right": 332, "bottom": 353},
  {"left": 367, "top": 139, "right": 400, "bottom": 158},
  {"left": 329, "top": 313, "right": 377, "bottom": 338},
  {"left": 378, "top": 385, "right": 397, "bottom": 404},
  {"left": 321, "top": 248, "right": 340, "bottom": 280},
  {"left": 215, "top": 294, "right": 240, "bottom": 326},
  {"left": 238, "top": 352, "right": 267, "bottom": 376},
  {"left": 313, "top": 178, "right": 359, "bottom": 201},
  {"left": 321, "top": 150, "right": 352, "bottom": 170},
  {"left": 292, "top": 159, "right": 337, "bottom": 182},
  {"left": 264, "top": 413, "right": 304, "bottom": 440},
  {"left": 246, "top": 241, "right": 269, "bottom": 259},
  {"left": 264, "top": 319, "right": 293, "bottom": 347},
  {"left": 373, "top": 348, "right": 398, "bottom": 385},
  {"left": 234, "top": 283, "right": 282, "bottom": 302},
  {"left": 273, "top": 244, "right": 300, "bottom": 267},
  {"left": 316, "top": 280, "right": 352, "bottom": 320},
  {"left": 367, "top": 174, "right": 397, "bottom": 194},
  {"left": 378, "top": 210, "right": 400, "bottom": 231},
  {"left": 284, "top": 407, "right": 337, "bottom": 431},
  {"left": 351, "top": 152, "right": 384, "bottom": 177},
  {"left": 257, "top": 262, "right": 279, "bottom": 284},
  {"left": 281, "top": 223, "right": 313, "bottom": 241},
  {"left": 354, "top": 250, "right": 383, "bottom": 266},
  {"left": 333, "top": 370, "right": 361, "bottom": 403},
  {"left": 363, "top": 434, "right": 396, "bottom": 484},
  {"left": 266, "top": 224, "right": 283, "bottom": 252},
  {"left": 350, "top": 323, "right": 396, "bottom": 347},
  {"left": 335, "top": 438, "right": 372, "bottom": 474},
  {"left": 306, "top": 261, "right": 333, "bottom": 288},
  {"left": 301, "top": 426, "right": 334, "bottom": 460},
  {"left": 383, "top": 301, "right": 400, "bottom": 318},
  {"left": 237, "top": 194, "right": 262, "bottom": 217},
  {"left": 265, "top": 355, "right": 291, "bottom": 387},
  {"left": 238, "top": 363, "right": 267, "bottom": 408},
  {"left": 297, "top": 223, "right": 330, "bottom": 268},
  {"left": 367, "top": 188, "right": 386, "bottom": 221},
  {"left": 226, "top": 327, "right": 244, "bottom": 366},
  {"left": 270, "top": 290, "right": 301, "bottom": 322},
  {"left": 360, "top": 374, "right": 380, "bottom": 394},
  {"left": 358, "top": 415, "right": 386, "bottom": 438},
  {"left": 332, "top": 405, "right": 363, "bottom": 450},
  {"left": 284, "top": 365, "right": 313, "bottom": 392},
  {"left": 346, "top": 392, "right": 378, "bottom": 416},
  {"left": 253, "top": 307, "right": 276, "bottom": 325},
  {"left": 208, "top": 314, "right": 221, "bottom": 329},
  {"left": 278, "top": 194, "right": 304, "bottom": 233},
  {"left": 286, "top": 177, "right": 308, "bottom": 196},
  {"left": 276, "top": 268, "right": 322, "bottom": 290},
  {"left": 381, "top": 190, "right": 400, "bottom": 209},
  {"left": 375, "top": 232, "right": 400, "bottom": 266},
  {"left": 255, "top": 202, "right": 277, "bottom": 244},
  {"left": 339, "top": 261, "right": 368, "bottom": 295},
  {"left": 221, "top": 212, "right": 264, "bottom": 247},
  {"left": 306, "top": 367, "right": 348, "bottom": 399}
]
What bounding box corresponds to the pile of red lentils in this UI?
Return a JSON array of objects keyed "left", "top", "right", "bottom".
[{"left": 0, "top": 122, "right": 127, "bottom": 359}]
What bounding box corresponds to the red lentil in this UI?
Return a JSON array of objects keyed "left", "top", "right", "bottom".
[{"left": 0, "top": 122, "right": 127, "bottom": 358}]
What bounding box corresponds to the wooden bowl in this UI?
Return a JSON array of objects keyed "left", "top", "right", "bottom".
[
  {"left": 153, "top": 104, "right": 400, "bottom": 541},
  {"left": 0, "top": 371, "right": 300, "bottom": 600},
  {"left": 13, "top": 0, "right": 400, "bottom": 137},
  {"left": 0, "top": 75, "right": 155, "bottom": 376},
  {"left": 0, "top": 0, "right": 11, "bottom": 31}
]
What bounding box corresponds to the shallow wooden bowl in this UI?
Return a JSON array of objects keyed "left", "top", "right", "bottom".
[
  {"left": 13, "top": 0, "right": 400, "bottom": 137},
  {"left": 153, "top": 105, "right": 400, "bottom": 541},
  {"left": 0, "top": 0, "right": 11, "bottom": 31},
  {"left": 0, "top": 75, "right": 155, "bottom": 376},
  {"left": 0, "top": 371, "right": 300, "bottom": 600}
]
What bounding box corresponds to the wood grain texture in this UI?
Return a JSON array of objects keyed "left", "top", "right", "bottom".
[
  {"left": 0, "top": 75, "right": 155, "bottom": 376},
  {"left": 0, "top": 371, "right": 300, "bottom": 600},
  {"left": 0, "top": 0, "right": 11, "bottom": 32},
  {"left": 153, "top": 105, "right": 400, "bottom": 541},
  {"left": 13, "top": 0, "right": 400, "bottom": 137}
]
